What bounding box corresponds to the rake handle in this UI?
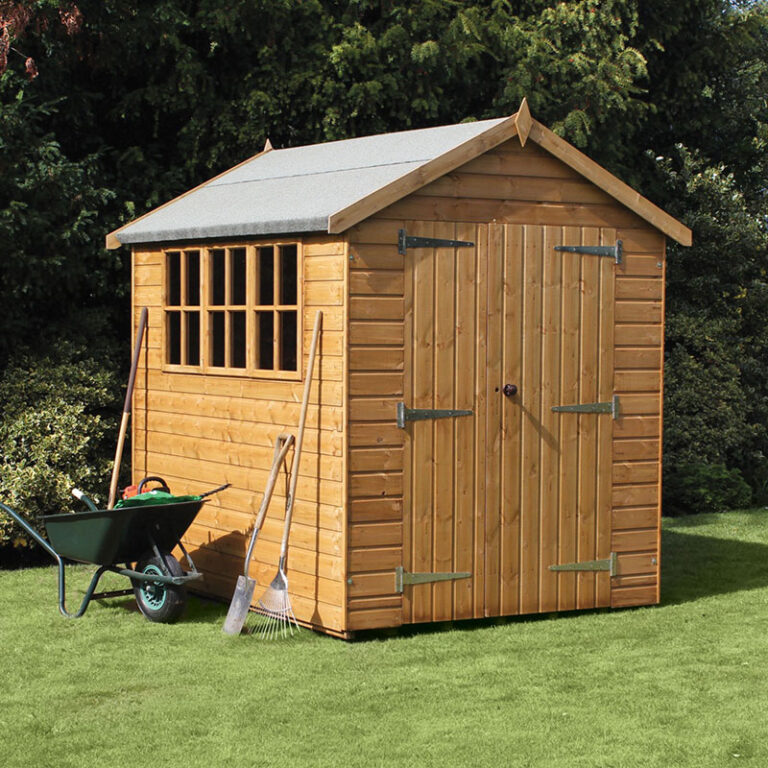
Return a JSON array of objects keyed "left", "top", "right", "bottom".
[
  {"left": 279, "top": 311, "right": 322, "bottom": 562},
  {"left": 244, "top": 434, "right": 294, "bottom": 575}
]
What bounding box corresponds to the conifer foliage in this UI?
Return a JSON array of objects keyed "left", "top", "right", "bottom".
[{"left": 0, "top": 1, "right": 766, "bottom": 527}]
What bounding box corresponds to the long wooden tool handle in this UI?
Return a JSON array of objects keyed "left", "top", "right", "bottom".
[
  {"left": 108, "top": 307, "right": 148, "bottom": 509},
  {"left": 244, "top": 434, "right": 294, "bottom": 576},
  {"left": 279, "top": 311, "right": 322, "bottom": 562}
]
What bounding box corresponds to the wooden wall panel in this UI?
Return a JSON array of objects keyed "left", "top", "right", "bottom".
[
  {"left": 134, "top": 137, "right": 668, "bottom": 637},
  {"left": 359, "top": 137, "right": 665, "bottom": 624},
  {"left": 611, "top": 230, "right": 665, "bottom": 608},
  {"left": 132, "top": 234, "right": 348, "bottom": 634},
  {"left": 346, "top": 219, "right": 407, "bottom": 630}
]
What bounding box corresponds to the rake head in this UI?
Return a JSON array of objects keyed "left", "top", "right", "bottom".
[{"left": 251, "top": 567, "right": 299, "bottom": 640}]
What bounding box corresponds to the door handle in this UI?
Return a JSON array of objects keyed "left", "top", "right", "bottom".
[{"left": 502, "top": 384, "right": 518, "bottom": 398}]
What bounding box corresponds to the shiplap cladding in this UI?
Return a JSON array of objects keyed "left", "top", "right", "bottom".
[
  {"left": 131, "top": 235, "right": 348, "bottom": 634},
  {"left": 130, "top": 135, "right": 668, "bottom": 638},
  {"left": 344, "top": 138, "right": 663, "bottom": 630}
]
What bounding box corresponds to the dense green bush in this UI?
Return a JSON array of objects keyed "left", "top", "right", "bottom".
[
  {"left": 0, "top": 338, "right": 121, "bottom": 550},
  {"left": 0, "top": 0, "right": 765, "bottom": 518},
  {"left": 658, "top": 140, "right": 768, "bottom": 510},
  {"left": 663, "top": 462, "right": 753, "bottom": 515}
]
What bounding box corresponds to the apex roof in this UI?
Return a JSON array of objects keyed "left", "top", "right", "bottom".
[{"left": 107, "top": 100, "right": 691, "bottom": 248}]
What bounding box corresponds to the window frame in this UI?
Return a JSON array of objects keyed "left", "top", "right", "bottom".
[{"left": 162, "top": 240, "right": 303, "bottom": 381}]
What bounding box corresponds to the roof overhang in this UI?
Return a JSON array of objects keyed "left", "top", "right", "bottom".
[{"left": 106, "top": 99, "right": 691, "bottom": 249}]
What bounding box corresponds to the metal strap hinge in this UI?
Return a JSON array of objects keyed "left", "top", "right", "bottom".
[
  {"left": 552, "top": 395, "right": 620, "bottom": 419},
  {"left": 549, "top": 552, "right": 618, "bottom": 577},
  {"left": 554, "top": 240, "right": 622, "bottom": 265},
  {"left": 398, "top": 228, "right": 475, "bottom": 255},
  {"left": 396, "top": 402, "right": 473, "bottom": 429},
  {"left": 395, "top": 566, "right": 472, "bottom": 593}
]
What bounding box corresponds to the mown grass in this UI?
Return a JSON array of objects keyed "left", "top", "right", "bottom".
[{"left": 2, "top": 511, "right": 768, "bottom": 767}]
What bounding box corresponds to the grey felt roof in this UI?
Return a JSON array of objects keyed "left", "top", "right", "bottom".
[{"left": 114, "top": 117, "right": 507, "bottom": 245}]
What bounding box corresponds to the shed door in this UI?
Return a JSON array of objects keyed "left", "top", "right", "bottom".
[{"left": 402, "top": 221, "right": 616, "bottom": 623}]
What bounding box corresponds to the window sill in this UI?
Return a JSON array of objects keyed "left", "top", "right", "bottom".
[{"left": 160, "top": 364, "right": 302, "bottom": 381}]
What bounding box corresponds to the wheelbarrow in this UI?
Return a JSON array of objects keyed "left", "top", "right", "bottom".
[{"left": 0, "top": 476, "right": 222, "bottom": 623}]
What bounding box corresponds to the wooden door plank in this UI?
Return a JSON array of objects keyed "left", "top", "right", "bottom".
[
  {"left": 597, "top": 228, "right": 616, "bottom": 608},
  {"left": 453, "top": 222, "right": 477, "bottom": 620},
  {"left": 410, "top": 221, "right": 435, "bottom": 623},
  {"left": 399, "top": 220, "right": 413, "bottom": 623},
  {"left": 556, "top": 227, "right": 581, "bottom": 611},
  {"left": 539, "top": 225, "right": 562, "bottom": 613},
  {"left": 400, "top": 218, "right": 413, "bottom": 624},
  {"left": 500, "top": 224, "right": 523, "bottom": 616},
  {"left": 520, "top": 225, "right": 543, "bottom": 615},
  {"left": 432, "top": 221, "right": 458, "bottom": 621},
  {"left": 577, "top": 228, "right": 600, "bottom": 609},
  {"left": 484, "top": 223, "right": 504, "bottom": 617},
  {"left": 473, "top": 224, "right": 489, "bottom": 618}
]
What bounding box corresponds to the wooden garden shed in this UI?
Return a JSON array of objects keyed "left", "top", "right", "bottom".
[{"left": 106, "top": 99, "right": 691, "bottom": 638}]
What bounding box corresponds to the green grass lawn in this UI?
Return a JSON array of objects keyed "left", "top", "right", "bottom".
[{"left": 2, "top": 511, "right": 768, "bottom": 767}]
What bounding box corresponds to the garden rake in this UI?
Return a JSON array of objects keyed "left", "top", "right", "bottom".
[
  {"left": 252, "top": 310, "right": 322, "bottom": 639},
  {"left": 222, "top": 433, "right": 294, "bottom": 635}
]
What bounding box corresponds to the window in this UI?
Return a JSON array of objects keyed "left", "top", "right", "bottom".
[
  {"left": 164, "top": 242, "right": 301, "bottom": 377},
  {"left": 165, "top": 250, "right": 201, "bottom": 366}
]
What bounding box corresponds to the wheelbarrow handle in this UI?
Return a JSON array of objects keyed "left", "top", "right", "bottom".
[
  {"left": 199, "top": 483, "right": 231, "bottom": 499},
  {"left": 0, "top": 500, "right": 59, "bottom": 562},
  {"left": 72, "top": 488, "right": 99, "bottom": 512},
  {"left": 0, "top": 500, "right": 101, "bottom": 619}
]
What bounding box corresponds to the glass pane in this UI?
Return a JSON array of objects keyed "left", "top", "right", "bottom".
[
  {"left": 211, "top": 311, "right": 225, "bottom": 367},
  {"left": 211, "top": 249, "right": 225, "bottom": 306},
  {"left": 185, "top": 312, "right": 200, "bottom": 366},
  {"left": 230, "top": 311, "right": 246, "bottom": 368},
  {"left": 256, "top": 311, "right": 274, "bottom": 370},
  {"left": 185, "top": 250, "right": 200, "bottom": 306},
  {"left": 279, "top": 245, "right": 297, "bottom": 305},
  {"left": 257, "top": 246, "right": 274, "bottom": 305},
  {"left": 230, "top": 248, "right": 246, "bottom": 306},
  {"left": 167, "top": 252, "right": 181, "bottom": 306},
  {"left": 279, "top": 311, "right": 297, "bottom": 371},
  {"left": 167, "top": 311, "right": 181, "bottom": 365}
]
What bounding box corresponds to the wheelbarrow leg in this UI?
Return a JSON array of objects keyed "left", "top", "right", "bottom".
[
  {"left": 0, "top": 500, "right": 105, "bottom": 619},
  {"left": 57, "top": 565, "right": 109, "bottom": 619}
]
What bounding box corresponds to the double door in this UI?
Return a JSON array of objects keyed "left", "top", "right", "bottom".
[{"left": 401, "top": 221, "right": 616, "bottom": 623}]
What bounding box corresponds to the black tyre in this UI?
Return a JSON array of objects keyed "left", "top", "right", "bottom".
[{"left": 132, "top": 552, "right": 187, "bottom": 623}]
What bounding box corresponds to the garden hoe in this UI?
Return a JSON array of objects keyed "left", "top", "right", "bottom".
[
  {"left": 253, "top": 310, "right": 322, "bottom": 639},
  {"left": 222, "top": 433, "right": 294, "bottom": 636}
]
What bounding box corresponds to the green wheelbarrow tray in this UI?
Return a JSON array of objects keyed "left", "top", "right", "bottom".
[
  {"left": 0, "top": 497, "right": 206, "bottom": 622},
  {"left": 42, "top": 499, "right": 204, "bottom": 566}
]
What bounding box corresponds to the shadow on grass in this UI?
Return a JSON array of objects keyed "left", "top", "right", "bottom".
[
  {"left": 98, "top": 586, "right": 228, "bottom": 625},
  {"left": 355, "top": 526, "right": 768, "bottom": 642},
  {"left": 661, "top": 527, "right": 768, "bottom": 606}
]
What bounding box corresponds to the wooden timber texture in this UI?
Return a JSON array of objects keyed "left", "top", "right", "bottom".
[
  {"left": 343, "top": 138, "right": 664, "bottom": 629},
  {"left": 131, "top": 137, "right": 665, "bottom": 637},
  {"left": 131, "top": 235, "right": 347, "bottom": 634},
  {"left": 345, "top": 219, "right": 407, "bottom": 631}
]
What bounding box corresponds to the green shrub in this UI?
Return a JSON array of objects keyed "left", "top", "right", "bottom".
[
  {"left": 663, "top": 462, "right": 752, "bottom": 516},
  {"left": 0, "top": 342, "right": 121, "bottom": 550}
]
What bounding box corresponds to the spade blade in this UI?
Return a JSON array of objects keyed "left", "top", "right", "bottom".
[{"left": 222, "top": 575, "right": 257, "bottom": 635}]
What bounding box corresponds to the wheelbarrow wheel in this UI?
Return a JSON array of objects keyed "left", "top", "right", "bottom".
[{"left": 132, "top": 552, "right": 187, "bottom": 623}]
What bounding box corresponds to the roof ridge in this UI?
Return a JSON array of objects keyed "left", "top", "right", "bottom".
[
  {"left": 207, "top": 158, "right": 430, "bottom": 188},
  {"left": 263, "top": 116, "right": 508, "bottom": 153}
]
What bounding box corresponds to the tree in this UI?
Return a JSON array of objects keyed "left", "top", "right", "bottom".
[{"left": 1, "top": 0, "right": 767, "bottom": 533}]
